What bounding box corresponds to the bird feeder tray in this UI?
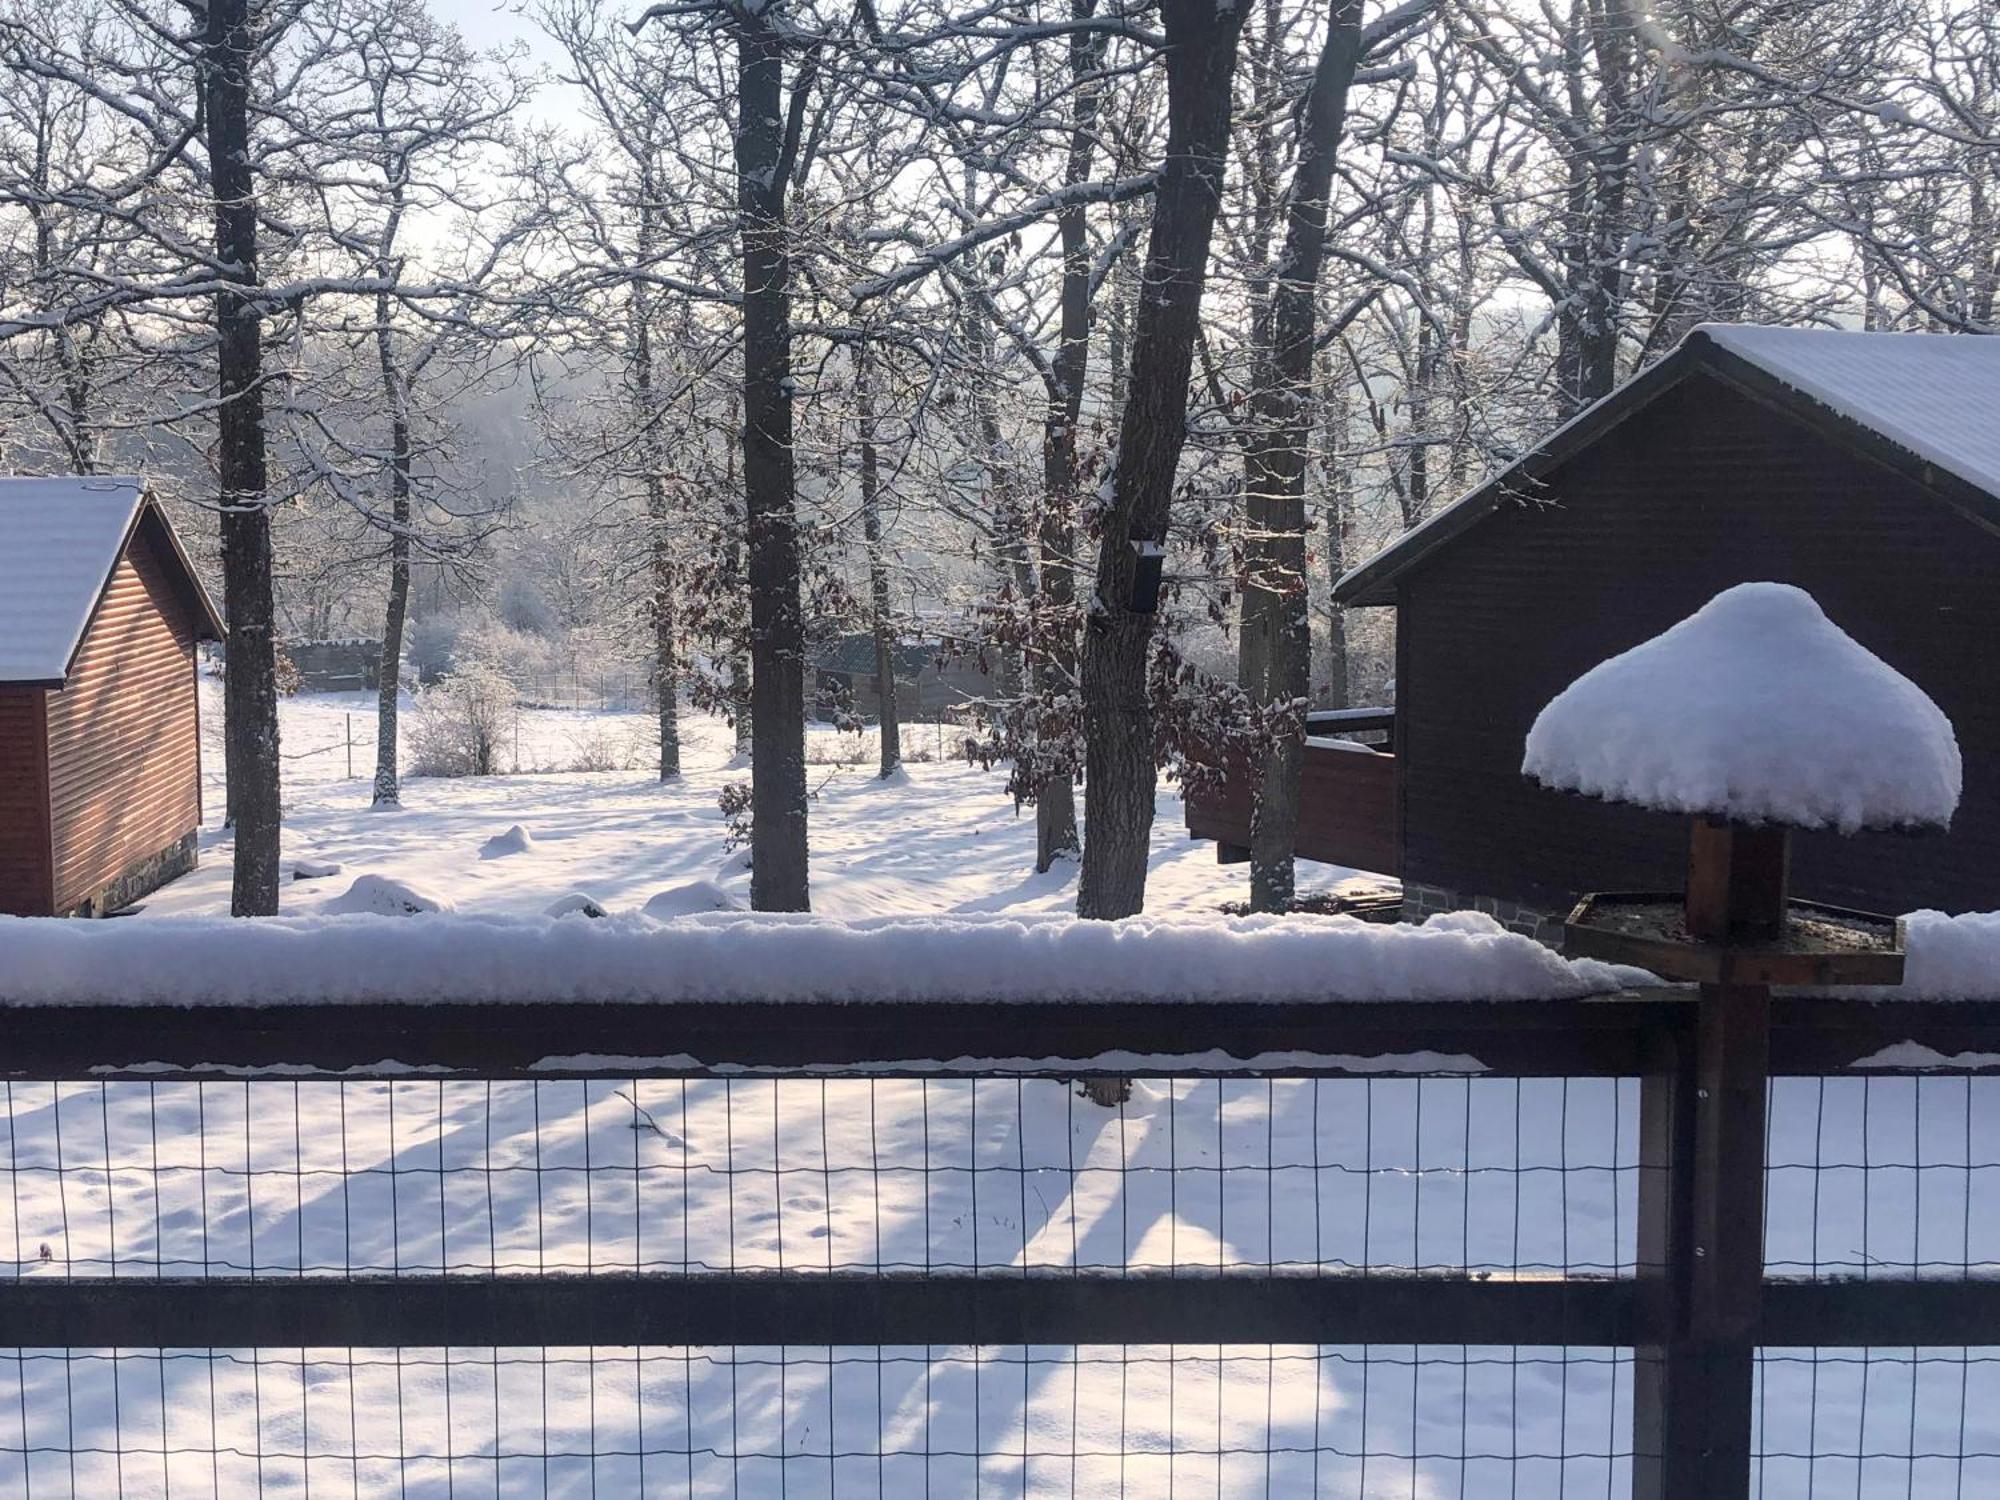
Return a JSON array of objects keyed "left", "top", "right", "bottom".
[{"left": 1562, "top": 891, "right": 1905, "bottom": 986}]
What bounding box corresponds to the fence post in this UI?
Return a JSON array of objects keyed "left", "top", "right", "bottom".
[{"left": 1631, "top": 984, "right": 1767, "bottom": 1499}]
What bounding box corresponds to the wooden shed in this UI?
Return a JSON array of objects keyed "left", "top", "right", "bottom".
[
  {"left": 1328, "top": 325, "right": 2000, "bottom": 934},
  {"left": 807, "top": 632, "right": 995, "bottom": 723},
  {"left": 0, "top": 476, "right": 222, "bottom": 916}
]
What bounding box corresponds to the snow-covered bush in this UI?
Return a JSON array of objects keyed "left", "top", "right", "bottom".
[
  {"left": 718, "top": 780, "right": 752, "bottom": 851},
  {"left": 273, "top": 642, "right": 303, "bottom": 697},
  {"left": 406, "top": 658, "right": 518, "bottom": 777},
  {"left": 564, "top": 719, "right": 646, "bottom": 772},
  {"left": 324, "top": 873, "right": 454, "bottom": 916}
]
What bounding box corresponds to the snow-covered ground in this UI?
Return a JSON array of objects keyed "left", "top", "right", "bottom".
[
  {"left": 140, "top": 684, "right": 1379, "bottom": 921},
  {"left": 5, "top": 688, "right": 1996, "bottom": 1495}
]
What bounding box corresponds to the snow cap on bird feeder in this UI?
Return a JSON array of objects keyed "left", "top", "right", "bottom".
[{"left": 1525, "top": 582, "right": 1959, "bottom": 957}]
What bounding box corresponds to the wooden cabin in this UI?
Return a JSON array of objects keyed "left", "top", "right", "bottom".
[
  {"left": 1321, "top": 324, "right": 2000, "bottom": 935},
  {"left": 0, "top": 476, "right": 222, "bottom": 916}
]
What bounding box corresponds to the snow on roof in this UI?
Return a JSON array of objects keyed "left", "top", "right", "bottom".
[
  {"left": 0, "top": 910, "right": 1654, "bottom": 1007},
  {"left": 0, "top": 474, "right": 147, "bottom": 683},
  {"left": 1334, "top": 324, "right": 2000, "bottom": 607},
  {"left": 1522, "top": 582, "right": 1961, "bottom": 832},
  {"left": 1697, "top": 324, "right": 2000, "bottom": 499}
]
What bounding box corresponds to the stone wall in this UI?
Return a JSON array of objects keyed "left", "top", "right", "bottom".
[
  {"left": 62, "top": 829, "right": 198, "bottom": 917},
  {"left": 1402, "top": 879, "right": 1565, "bottom": 946}
]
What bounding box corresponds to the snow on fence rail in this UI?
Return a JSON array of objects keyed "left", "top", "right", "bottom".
[{"left": 0, "top": 910, "right": 1656, "bottom": 1007}]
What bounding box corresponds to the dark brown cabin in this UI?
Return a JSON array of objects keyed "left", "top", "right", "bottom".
[
  {"left": 0, "top": 476, "right": 222, "bottom": 916},
  {"left": 1326, "top": 324, "right": 2000, "bottom": 932}
]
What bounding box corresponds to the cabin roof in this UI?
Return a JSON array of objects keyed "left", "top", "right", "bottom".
[
  {"left": 1334, "top": 325, "right": 2000, "bottom": 607},
  {"left": 0, "top": 475, "right": 223, "bottom": 685}
]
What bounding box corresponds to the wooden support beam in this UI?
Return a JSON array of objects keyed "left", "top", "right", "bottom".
[
  {"left": 1632, "top": 981, "right": 1769, "bottom": 1499},
  {"left": 1685, "top": 818, "right": 1790, "bottom": 943}
]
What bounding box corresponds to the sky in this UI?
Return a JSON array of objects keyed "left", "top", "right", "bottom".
[{"left": 425, "top": 0, "right": 590, "bottom": 128}]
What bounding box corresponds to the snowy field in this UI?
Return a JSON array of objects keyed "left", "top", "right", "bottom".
[
  {"left": 5, "top": 688, "right": 1998, "bottom": 1495},
  {"left": 136, "top": 684, "right": 1377, "bottom": 920}
]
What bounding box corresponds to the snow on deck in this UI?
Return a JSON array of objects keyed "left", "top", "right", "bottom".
[
  {"left": 1699, "top": 323, "right": 2000, "bottom": 499},
  {"left": 1523, "top": 582, "right": 1960, "bottom": 832},
  {"left": 0, "top": 909, "right": 1650, "bottom": 1006},
  {"left": 0, "top": 474, "right": 145, "bottom": 682}
]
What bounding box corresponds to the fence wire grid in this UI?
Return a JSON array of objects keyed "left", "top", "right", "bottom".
[
  {"left": 2, "top": 1054, "right": 1998, "bottom": 1494},
  {"left": 3, "top": 1077, "right": 1637, "bottom": 1282}
]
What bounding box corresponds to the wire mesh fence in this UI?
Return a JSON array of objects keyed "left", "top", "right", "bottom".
[
  {"left": 0, "top": 1343, "right": 1636, "bottom": 1499},
  {"left": 1753, "top": 1347, "right": 2000, "bottom": 1497},
  {"left": 4, "top": 995, "right": 2000, "bottom": 1495},
  {"left": 2, "top": 1077, "right": 1639, "bottom": 1282},
  {"left": 1764, "top": 1076, "right": 2000, "bottom": 1282}
]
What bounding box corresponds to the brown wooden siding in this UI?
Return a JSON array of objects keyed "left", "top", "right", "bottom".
[
  {"left": 43, "top": 522, "right": 202, "bottom": 914},
  {"left": 0, "top": 687, "right": 52, "bottom": 915},
  {"left": 1184, "top": 744, "right": 1401, "bottom": 877},
  {"left": 1398, "top": 369, "right": 2000, "bottom": 917}
]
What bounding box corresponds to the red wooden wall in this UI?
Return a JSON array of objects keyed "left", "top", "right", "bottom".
[{"left": 39, "top": 518, "right": 202, "bottom": 915}]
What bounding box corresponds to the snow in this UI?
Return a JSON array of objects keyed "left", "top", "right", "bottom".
[
  {"left": 4, "top": 694, "right": 1997, "bottom": 1488},
  {"left": 479, "top": 823, "right": 538, "bottom": 858},
  {"left": 136, "top": 682, "right": 1393, "bottom": 920},
  {"left": 0, "top": 474, "right": 145, "bottom": 683},
  {"left": 1697, "top": 323, "right": 2000, "bottom": 500},
  {"left": 0, "top": 907, "right": 1648, "bottom": 1006},
  {"left": 544, "top": 890, "right": 609, "bottom": 918},
  {"left": 292, "top": 859, "right": 341, "bottom": 880},
  {"left": 642, "top": 879, "right": 744, "bottom": 917},
  {"left": 322, "top": 872, "right": 455, "bottom": 917},
  {"left": 1822, "top": 909, "right": 2000, "bottom": 1002},
  {"left": 1847, "top": 1040, "right": 2000, "bottom": 1071},
  {"left": 1522, "top": 582, "right": 1961, "bottom": 832}
]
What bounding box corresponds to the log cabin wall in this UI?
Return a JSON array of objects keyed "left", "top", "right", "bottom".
[
  {"left": 1397, "top": 369, "right": 2000, "bottom": 917},
  {"left": 43, "top": 517, "right": 203, "bottom": 915},
  {"left": 0, "top": 688, "right": 52, "bottom": 915}
]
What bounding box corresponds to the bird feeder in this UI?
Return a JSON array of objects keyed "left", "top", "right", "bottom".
[
  {"left": 1128, "top": 537, "right": 1167, "bottom": 615},
  {"left": 1517, "top": 583, "right": 1961, "bottom": 985}
]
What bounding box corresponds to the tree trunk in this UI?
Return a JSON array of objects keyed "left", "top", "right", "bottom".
[
  {"left": 372, "top": 282, "right": 411, "bottom": 809},
  {"left": 1031, "top": 0, "right": 1101, "bottom": 872},
  {"left": 1247, "top": 1, "right": 1366, "bottom": 913},
  {"left": 1235, "top": 10, "right": 1285, "bottom": 717},
  {"left": 1322, "top": 358, "right": 1352, "bottom": 711},
  {"left": 1075, "top": 0, "right": 1248, "bottom": 920},
  {"left": 736, "top": 18, "right": 809, "bottom": 910},
  {"left": 653, "top": 528, "right": 681, "bottom": 779},
  {"left": 631, "top": 175, "right": 680, "bottom": 780},
  {"left": 856, "top": 362, "right": 900, "bottom": 778},
  {"left": 204, "top": 0, "right": 282, "bottom": 915}
]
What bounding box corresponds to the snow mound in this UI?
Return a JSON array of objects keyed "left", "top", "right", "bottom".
[
  {"left": 1819, "top": 910, "right": 2000, "bottom": 1001},
  {"left": 324, "top": 874, "right": 454, "bottom": 917},
  {"left": 479, "top": 824, "right": 537, "bottom": 859},
  {"left": 546, "top": 892, "right": 610, "bottom": 919},
  {"left": 642, "top": 881, "right": 744, "bottom": 918},
  {"left": 0, "top": 911, "right": 1655, "bottom": 1006},
  {"left": 293, "top": 859, "right": 342, "bottom": 881},
  {"left": 1522, "top": 582, "right": 1960, "bottom": 832}
]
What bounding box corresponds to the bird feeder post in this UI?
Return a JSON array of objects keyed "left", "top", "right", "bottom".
[
  {"left": 1526, "top": 585, "right": 1961, "bottom": 1499},
  {"left": 1684, "top": 817, "right": 1789, "bottom": 944}
]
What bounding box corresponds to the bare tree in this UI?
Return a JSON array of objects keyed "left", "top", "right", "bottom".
[
  {"left": 201, "top": 0, "right": 283, "bottom": 913},
  {"left": 1243, "top": 0, "right": 1377, "bottom": 912},
  {"left": 1076, "top": 0, "right": 1251, "bottom": 920}
]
